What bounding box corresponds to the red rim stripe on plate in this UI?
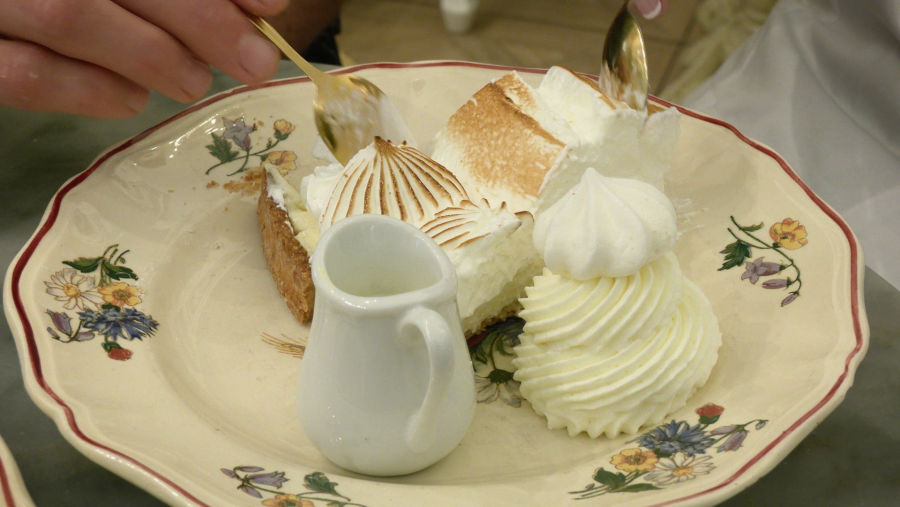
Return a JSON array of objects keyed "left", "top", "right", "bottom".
[
  {"left": 10, "top": 61, "right": 865, "bottom": 507},
  {"left": 1, "top": 455, "right": 15, "bottom": 507}
]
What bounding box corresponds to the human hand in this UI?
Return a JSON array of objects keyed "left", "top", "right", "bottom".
[
  {"left": 633, "top": 0, "right": 669, "bottom": 19},
  {"left": 0, "top": 0, "right": 289, "bottom": 118}
]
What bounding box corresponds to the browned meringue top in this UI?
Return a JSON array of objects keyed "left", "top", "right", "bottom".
[
  {"left": 320, "top": 137, "right": 470, "bottom": 229},
  {"left": 421, "top": 199, "right": 533, "bottom": 251}
]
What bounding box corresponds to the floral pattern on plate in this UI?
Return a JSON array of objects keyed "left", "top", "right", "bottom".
[
  {"left": 719, "top": 216, "right": 808, "bottom": 306},
  {"left": 469, "top": 318, "right": 526, "bottom": 407},
  {"left": 570, "top": 404, "right": 767, "bottom": 499},
  {"left": 206, "top": 118, "right": 297, "bottom": 176},
  {"left": 44, "top": 244, "right": 158, "bottom": 361},
  {"left": 221, "top": 467, "right": 366, "bottom": 507}
]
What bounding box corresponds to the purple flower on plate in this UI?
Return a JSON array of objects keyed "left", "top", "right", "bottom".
[
  {"left": 741, "top": 258, "right": 782, "bottom": 284},
  {"left": 223, "top": 467, "right": 288, "bottom": 498},
  {"left": 238, "top": 485, "right": 263, "bottom": 498},
  {"left": 709, "top": 425, "right": 736, "bottom": 436},
  {"left": 781, "top": 293, "right": 799, "bottom": 306},
  {"left": 223, "top": 118, "right": 254, "bottom": 150},
  {"left": 247, "top": 470, "right": 288, "bottom": 489},
  {"left": 47, "top": 309, "right": 72, "bottom": 334},
  {"left": 762, "top": 279, "right": 789, "bottom": 289},
  {"left": 46, "top": 310, "right": 94, "bottom": 341},
  {"left": 718, "top": 429, "right": 748, "bottom": 452}
]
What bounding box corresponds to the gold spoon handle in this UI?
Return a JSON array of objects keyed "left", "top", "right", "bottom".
[{"left": 246, "top": 15, "right": 329, "bottom": 87}]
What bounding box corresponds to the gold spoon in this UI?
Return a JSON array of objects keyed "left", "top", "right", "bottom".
[
  {"left": 247, "top": 15, "right": 411, "bottom": 165},
  {"left": 599, "top": 1, "right": 649, "bottom": 111}
]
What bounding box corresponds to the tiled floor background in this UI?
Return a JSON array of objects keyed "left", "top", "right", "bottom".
[{"left": 337, "top": 0, "right": 704, "bottom": 98}]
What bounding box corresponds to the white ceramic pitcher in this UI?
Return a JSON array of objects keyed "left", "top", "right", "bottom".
[{"left": 297, "top": 214, "right": 476, "bottom": 476}]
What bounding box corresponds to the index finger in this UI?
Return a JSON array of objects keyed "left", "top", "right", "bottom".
[{"left": 115, "top": 0, "right": 287, "bottom": 85}]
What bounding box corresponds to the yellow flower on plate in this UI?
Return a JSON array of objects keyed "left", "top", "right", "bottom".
[
  {"left": 610, "top": 448, "right": 659, "bottom": 472},
  {"left": 273, "top": 119, "right": 295, "bottom": 136},
  {"left": 265, "top": 151, "right": 297, "bottom": 173},
  {"left": 262, "top": 494, "right": 313, "bottom": 507},
  {"left": 769, "top": 218, "right": 808, "bottom": 250},
  {"left": 99, "top": 282, "right": 142, "bottom": 307}
]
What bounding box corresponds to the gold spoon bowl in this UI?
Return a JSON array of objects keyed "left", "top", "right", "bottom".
[
  {"left": 599, "top": 1, "right": 649, "bottom": 111},
  {"left": 247, "top": 16, "right": 412, "bottom": 165}
]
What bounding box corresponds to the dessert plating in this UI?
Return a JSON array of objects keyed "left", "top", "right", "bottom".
[{"left": 256, "top": 65, "right": 722, "bottom": 440}]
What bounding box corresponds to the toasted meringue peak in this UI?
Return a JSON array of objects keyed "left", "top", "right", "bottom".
[
  {"left": 320, "top": 137, "right": 469, "bottom": 231},
  {"left": 431, "top": 72, "right": 574, "bottom": 214},
  {"left": 421, "top": 199, "right": 531, "bottom": 251}
]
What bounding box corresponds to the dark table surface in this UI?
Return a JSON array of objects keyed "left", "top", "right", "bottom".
[{"left": 1, "top": 63, "right": 898, "bottom": 506}]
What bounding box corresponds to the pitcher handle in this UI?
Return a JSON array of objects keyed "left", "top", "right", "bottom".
[{"left": 399, "top": 306, "right": 456, "bottom": 453}]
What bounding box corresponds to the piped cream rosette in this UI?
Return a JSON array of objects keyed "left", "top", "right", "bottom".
[{"left": 513, "top": 169, "right": 721, "bottom": 438}]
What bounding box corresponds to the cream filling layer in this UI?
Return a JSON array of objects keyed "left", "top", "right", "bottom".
[{"left": 266, "top": 168, "right": 320, "bottom": 252}]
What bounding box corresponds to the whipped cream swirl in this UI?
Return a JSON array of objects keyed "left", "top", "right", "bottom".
[
  {"left": 533, "top": 168, "right": 677, "bottom": 280},
  {"left": 513, "top": 252, "right": 721, "bottom": 438}
]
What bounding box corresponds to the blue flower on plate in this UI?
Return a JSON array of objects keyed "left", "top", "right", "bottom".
[
  {"left": 632, "top": 420, "right": 716, "bottom": 458},
  {"left": 78, "top": 307, "right": 159, "bottom": 341}
]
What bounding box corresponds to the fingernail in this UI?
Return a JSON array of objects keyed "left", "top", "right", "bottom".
[
  {"left": 238, "top": 32, "right": 280, "bottom": 82},
  {"left": 634, "top": 0, "right": 662, "bottom": 19},
  {"left": 181, "top": 59, "right": 213, "bottom": 101},
  {"left": 126, "top": 89, "right": 150, "bottom": 114}
]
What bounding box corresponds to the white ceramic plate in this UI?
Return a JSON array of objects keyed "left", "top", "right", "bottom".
[{"left": 4, "top": 62, "right": 868, "bottom": 507}]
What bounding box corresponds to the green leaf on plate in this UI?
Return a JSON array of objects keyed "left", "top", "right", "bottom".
[
  {"left": 471, "top": 341, "right": 491, "bottom": 365},
  {"left": 699, "top": 414, "right": 721, "bottom": 425},
  {"left": 206, "top": 133, "right": 239, "bottom": 164},
  {"left": 63, "top": 256, "right": 103, "bottom": 273},
  {"left": 495, "top": 335, "right": 513, "bottom": 357},
  {"left": 718, "top": 240, "right": 752, "bottom": 271},
  {"left": 617, "top": 483, "right": 662, "bottom": 493},
  {"left": 738, "top": 221, "right": 764, "bottom": 232},
  {"left": 304, "top": 472, "right": 340, "bottom": 496},
  {"left": 593, "top": 468, "right": 626, "bottom": 490},
  {"left": 102, "top": 341, "right": 124, "bottom": 353},
  {"left": 101, "top": 259, "right": 138, "bottom": 281}
]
